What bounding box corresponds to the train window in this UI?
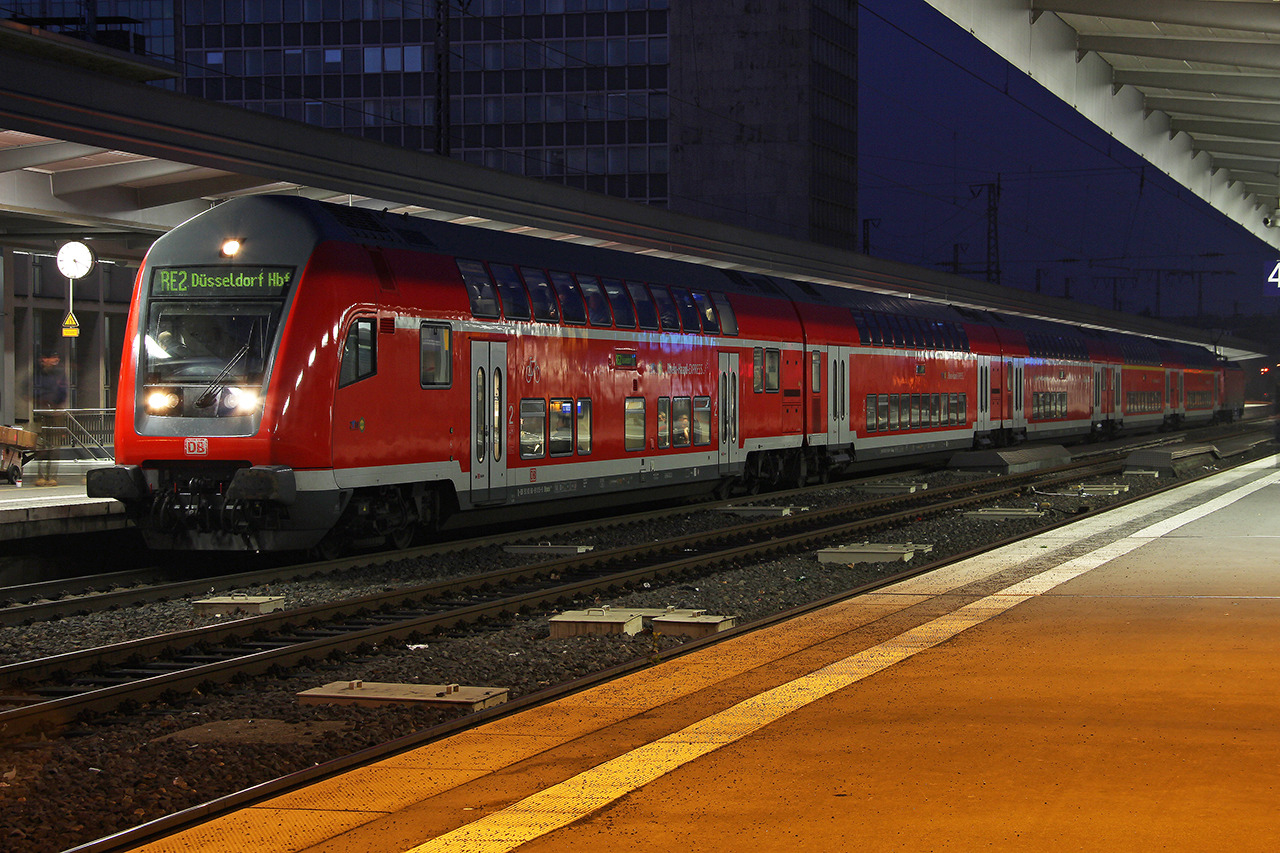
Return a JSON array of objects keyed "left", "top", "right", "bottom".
[
  {"left": 420, "top": 323, "right": 451, "bottom": 388},
  {"left": 693, "top": 397, "right": 712, "bottom": 445},
  {"left": 764, "top": 349, "right": 780, "bottom": 392},
  {"left": 811, "top": 351, "right": 821, "bottom": 393},
  {"left": 955, "top": 324, "right": 970, "bottom": 352},
  {"left": 941, "top": 393, "right": 950, "bottom": 425},
  {"left": 672, "top": 397, "right": 692, "bottom": 447},
  {"left": 870, "top": 313, "right": 889, "bottom": 346},
  {"left": 931, "top": 393, "right": 941, "bottom": 426},
  {"left": 888, "top": 315, "right": 907, "bottom": 347},
  {"left": 549, "top": 398, "right": 574, "bottom": 456},
  {"left": 650, "top": 285, "right": 681, "bottom": 331},
  {"left": 753, "top": 348, "right": 764, "bottom": 392},
  {"left": 711, "top": 293, "right": 738, "bottom": 336},
  {"left": 888, "top": 394, "right": 900, "bottom": 430},
  {"left": 575, "top": 275, "right": 614, "bottom": 327},
  {"left": 904, "top": 317, "right": 923, "bottom": 348},
  {"left": 548, "top": 271, "right": 588, "bottom": 325},
  {"left": 624, "top": 397, "right": 646, "bottom": 451},
  {"left": 489, "top": 264, "right": 532, "bottom": 322},
  {"left": 492, "top": 368, "right": 503, "bottom": 462},
  {"left": 671, "top": 287, "right": 703, "bottom": 332},
  {"left": 576, "top": 398, "right": 592, "bottom": 454},
  {"left": 877, "top": 394, "right": 890, "bottom": 431},
  {"left": 851, "top": 311, "right": 871, "bottom": 345},
  {"left": 691, "top": 292, "right": 720, "bottom": 334},
  {"left": 519, "top": 399, "right": 546, "bottom": 459},
  {"left": 601, "top": 278, "right": 637, "bottom": 329},
  {"left": 657, "top": 396, "right": 670, "bottom": 448},
  {"left": 520, "top": 268, "right": 560, "bottom": 323},
  {"left": 627, "top": 282, "right": 659, "bottom": 330},
  {"left": 338, "top": 317, "right": 376, "bottom": 387},
  {"left": 456, "top": 259, "right": 499, "bottom": 318},
  {"left": 949, "top": 393, "right": 960, "bottom": 425},
  {"left": 865, "top": 395, "right": 877, "bottom": 431},
  {"left": 959, "top": 393, "right": 967, "bottom": 423}
]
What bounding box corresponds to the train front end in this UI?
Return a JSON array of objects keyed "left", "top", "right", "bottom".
[{"left": 89, "top": 196, "right": 343, "bottom": 551}]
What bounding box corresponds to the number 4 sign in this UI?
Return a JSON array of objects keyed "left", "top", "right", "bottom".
[{"left": 1269, "top": 260, "right": 1280, "bottom": 287}]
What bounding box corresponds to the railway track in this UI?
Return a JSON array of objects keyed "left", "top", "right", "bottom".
[{"left": 0, "top": 450, "right": 1205, "bottom": 741}]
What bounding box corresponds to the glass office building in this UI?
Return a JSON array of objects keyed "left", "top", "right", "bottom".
[{"left": 11, "top": 0, "right": 856, "bottom": 246}]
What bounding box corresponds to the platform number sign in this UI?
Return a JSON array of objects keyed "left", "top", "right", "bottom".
[{"left": 1270, "top": 260, "right": 1280, "bottom": 290}]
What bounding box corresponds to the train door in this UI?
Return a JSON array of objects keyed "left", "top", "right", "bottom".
[
  {"left": 718, "top": 351, "right": 743, "bottom": 476},
  {"left": 1008, "top": 357, "right": 1026, "bottom": 430},
  {"left": 975, "top": 355, "right": 994, "bottom": 433},
  {"left": 826, "top": 345, "right": 853, "bottom": 445},
  {"left": 469, "top": 340, "right": 508, "bottom": 505},
  {"left": 1092, "top": 365, "right": 1105, "bottom": 422}
]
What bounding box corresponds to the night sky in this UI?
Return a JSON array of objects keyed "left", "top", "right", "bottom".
[{"left": 857, "top": 0, "right": 1280, "bottom": 322}]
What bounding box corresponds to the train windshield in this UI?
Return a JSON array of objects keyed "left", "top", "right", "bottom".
[{"left": 141, "top": 266, "right": 292, "bottom": 418}]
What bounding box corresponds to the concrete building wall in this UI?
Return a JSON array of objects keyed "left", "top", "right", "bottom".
[{"left": 668, "top": 0, "right": 813, "bottom": 241}]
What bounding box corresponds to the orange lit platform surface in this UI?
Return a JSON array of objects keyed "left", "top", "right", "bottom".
[
  {"left": 0, "top": 483, "right": 125, "bottom": 541},
  {"left": 130, "top": 455, "right": 1280, "bottom": 853}
]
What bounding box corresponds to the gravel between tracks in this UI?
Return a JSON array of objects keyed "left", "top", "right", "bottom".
[{"left": 0, "top": 464, "right": 1231, "bottom": 852}]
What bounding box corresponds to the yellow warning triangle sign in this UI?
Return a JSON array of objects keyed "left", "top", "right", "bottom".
[{"left": 62, "top": 311, "right": 79, "bottom": 337}]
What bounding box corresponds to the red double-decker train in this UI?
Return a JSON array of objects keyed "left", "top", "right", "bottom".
[{"left": 87, "top": 196, "right": 1244, "bottom": 552}]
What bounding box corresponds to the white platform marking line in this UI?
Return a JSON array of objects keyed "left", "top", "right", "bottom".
[{"left": 401, "top": 462, "right": 1278, "bottom": 853}]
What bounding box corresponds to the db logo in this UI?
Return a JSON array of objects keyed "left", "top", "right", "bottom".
[{"left": 184, "top": 438, "right": 209, "bottom": 456}]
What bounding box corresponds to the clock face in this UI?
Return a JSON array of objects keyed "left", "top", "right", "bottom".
[{"left": 57, "top": 241, "right": 95, "bottom": 279}]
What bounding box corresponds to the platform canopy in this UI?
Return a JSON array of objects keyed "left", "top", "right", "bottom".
[
  {"left": 927, "top": 0, "right": 1280, "bottom": 250},
  {"left": 0, "top": 18, "right": 1268, "bottom": 361}
]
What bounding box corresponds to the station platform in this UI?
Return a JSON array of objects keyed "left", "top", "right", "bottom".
[
  {"left": 0, "top": 482, "right": 126, "bottom": 541},
  {"left": 113, "top": 454, "right": 1280, "bottom": 851}
]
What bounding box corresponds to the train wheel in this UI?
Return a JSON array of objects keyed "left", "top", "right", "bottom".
[
  {"left": 5, "top": 465, "right": 19, "bottom": 484},
  {"left": 388, "top": 524, "right": 416, "bottom": 550}
]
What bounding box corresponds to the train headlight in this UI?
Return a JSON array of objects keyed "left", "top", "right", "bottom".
[
  {"left": 220, "top": 238, "right": 242, "bottom": 257},
  {"left": 146, "top": 390, "right": 180, "bottom": 414},
  {"left": 221, "top": 386, "right": 259, "bottom": 414}
]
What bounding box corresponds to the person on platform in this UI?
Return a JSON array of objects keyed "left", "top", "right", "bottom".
[{"left": 32, "top": 350, "right": 68, "bottom": 486}]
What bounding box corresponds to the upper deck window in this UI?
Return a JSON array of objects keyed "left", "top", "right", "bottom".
[
  {"left": 489, "top": 264, "right": 532, "bottom": 322},
  {"left": 575, "top": 275, "right": 614, "bottom": 327},
  {"left": 519, "top": 268, "right": 560, "bottom": 323},
  {"left": 548, "top": 271, "right": 587, "bottom": 325},
  {"left": 457, "top": 260, "right": 499, "bottom": 318}
]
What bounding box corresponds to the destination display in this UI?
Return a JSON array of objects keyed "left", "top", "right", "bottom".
[{"left": 151, "top": 266, "right": 295, "bottom": 297}]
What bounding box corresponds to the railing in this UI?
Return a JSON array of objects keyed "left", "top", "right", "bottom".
[{"left": 32, "top": 409, "right": 115, "bottom": 460}]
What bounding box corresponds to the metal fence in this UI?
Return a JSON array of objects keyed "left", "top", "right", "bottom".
[{"left": 32, "top": 409, "right": 115, "bottom": 460}]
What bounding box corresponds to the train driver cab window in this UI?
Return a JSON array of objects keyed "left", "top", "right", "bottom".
[
  {"left": 548, "top": 272, "right": 587, "bottom": 325},
  {"left": 339, "top": 317, "right": 376, "bottom": 387},
  {"left": 649, "top": 285, "right": 682, "bottom": 331},
  {"left": 764, "top": 349, "right": 781, "bottom": 392},
  {"left": 519, "top": 268, "right": 560, "bottom": 323},
  {"left": 519, "top": 399, "right": 546, "bottom": 459},
  {"left": 489, "top": 264, "right": 532, "bottom": 321},
  {"left": 420, "top": 324, "right": 451, "bottom": 387},
  {"left": 456, "top": 259, "right": 499, "bottom": 318},
  {"left": 624, "top": 398, "right": 646, "bottom": 451},
  {"left": 576, "top": 398, "right": 592, "bottom": 454}
]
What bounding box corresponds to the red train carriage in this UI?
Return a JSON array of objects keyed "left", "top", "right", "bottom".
[{"left": 88, "top": 196, "right": 1243, "bottom": 552}]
